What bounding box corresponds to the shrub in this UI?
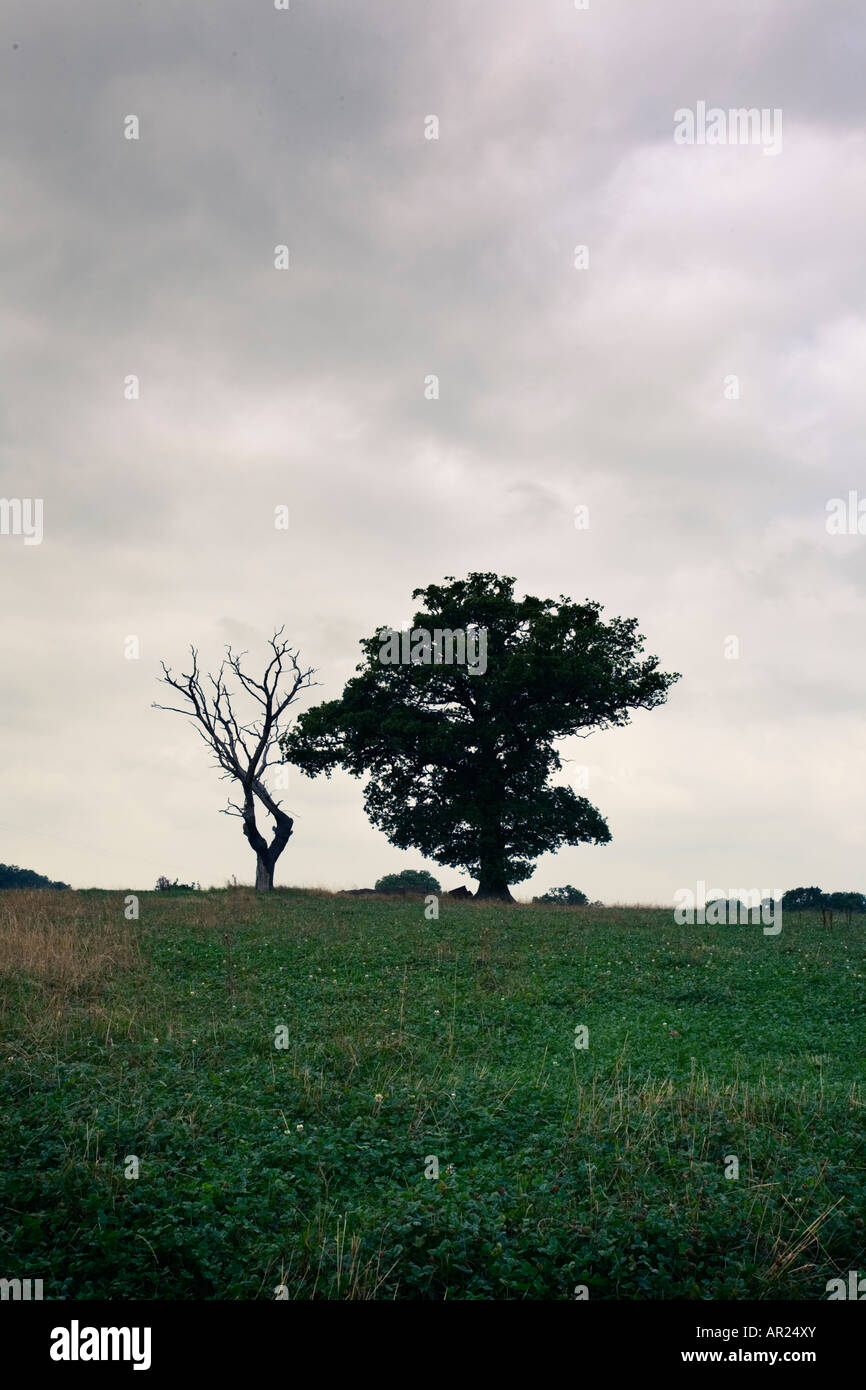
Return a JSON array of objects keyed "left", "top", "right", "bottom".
[
  {"left": 374, "top": 869, "right": 441, "bottom": 895},
  {"left": 533, "top": 885, "right": 589, "bottom": 906}
]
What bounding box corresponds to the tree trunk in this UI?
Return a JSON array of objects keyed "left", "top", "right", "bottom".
[
  {"left": 475, "top": 854, "right": 514, "bottom": 902},
  {"left": 255, "top": 854, "right": 275, "bottom": 892},
  {"left": 242, "top": 787, "right": 293, "bottom": 892},
  {"left": 474, "top": 770, "right": 513, "bottom": 901}
]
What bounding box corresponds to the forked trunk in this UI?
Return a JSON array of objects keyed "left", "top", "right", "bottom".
[{"left": 242, "top": 787, "right": 293, "bottom": 892}]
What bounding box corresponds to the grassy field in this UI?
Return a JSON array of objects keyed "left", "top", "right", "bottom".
[{"left": 1, "top": 887, "right": 864, "bottom": 1300}]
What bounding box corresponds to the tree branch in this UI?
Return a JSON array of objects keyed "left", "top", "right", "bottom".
[{"left": 153, "top": 633, "right": 318, "bottom": 883}]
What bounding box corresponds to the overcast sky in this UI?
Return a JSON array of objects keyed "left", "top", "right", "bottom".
[{"left": 2, "top": 0, "right": 864, "bottom": 902}]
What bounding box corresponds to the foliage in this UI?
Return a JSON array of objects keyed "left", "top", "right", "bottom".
[
  {"left": 532, "top": 885, "right": 589, "bottom": 906},
  {"left": 0, "top": 863, "right": 69, "bottom": 890},
  {"left": 782, "top": 887, "right": 825, "bottom": 913},
  {"left": 282, "top": 573, "right": 679, "bottom": 898},
  {"left": 827, "top": 891, "right": 866, "bottom": 917},
  {"left": 782, "top": 887, "right": 866, "bottom": 919},
  {"left": 374, "top": 869, "right": 441, "bottom": 895}
]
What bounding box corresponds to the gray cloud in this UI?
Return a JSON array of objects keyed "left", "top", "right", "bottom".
[{"left": 1, "top": 0, "right": 864, "bottom": 900}]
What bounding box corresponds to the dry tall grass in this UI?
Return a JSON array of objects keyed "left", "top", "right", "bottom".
[{"left": 0, "top": 890, "right": 140, "bottom": 989}]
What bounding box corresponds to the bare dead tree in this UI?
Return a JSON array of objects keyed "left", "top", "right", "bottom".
[{"left": 153, "top": 630, "right": 316, "bottom": 891}]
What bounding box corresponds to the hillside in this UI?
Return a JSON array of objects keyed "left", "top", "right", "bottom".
[{"left": 1, "top": 888, "right": 863, "bottom": 1299}]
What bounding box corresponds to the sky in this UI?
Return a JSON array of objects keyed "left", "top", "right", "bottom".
[{"left": 1, "top": 0, "right": 865, "bottom": 902}]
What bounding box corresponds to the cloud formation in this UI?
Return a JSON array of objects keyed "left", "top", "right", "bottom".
[{"left": 2, "top": 0, "right": 864, "bottom": 900}]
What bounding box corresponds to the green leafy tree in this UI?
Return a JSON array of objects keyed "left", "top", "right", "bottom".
[
  {"left": 533, "top": 885, "right": 589, "bottom": 906},
  {"left": 282, "top": 573, "right": 679, "bottom": 900},
  {"left": 781, "top": 886, "right": 824, "bottom": 913},
  {"left": 828, "top": 891, "right": 866, "bottom": 923},
  {"left": 374, "top": 868, "right": 441, "bottom": 895},
  {"left": 0, "top": 863, "right": 70, "bottom": 890}
]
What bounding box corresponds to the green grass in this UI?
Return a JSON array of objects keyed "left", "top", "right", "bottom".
[{"left": 1, "top": 888, "right": 864, "bottom": 1299}]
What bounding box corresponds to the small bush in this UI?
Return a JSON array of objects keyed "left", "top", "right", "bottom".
[
  {"left": 374, "top": 869, "right": 441, "bottom": 895},
  {"left": 533, "top": 885, "right": 589, "bottom": 906}
]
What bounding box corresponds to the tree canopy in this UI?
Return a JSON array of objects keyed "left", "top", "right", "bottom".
[
  {"left": 0, "top": 863, "right": 69, "bottom": 890},
  {"left": 782, "top": 887, "right": 826, "bottom": 912},
  {"left": 780, "top": 887, "right": 866, "bottom": 922},
  {"left": 282, "top": 573, "right": 679, "bottom": 899}
]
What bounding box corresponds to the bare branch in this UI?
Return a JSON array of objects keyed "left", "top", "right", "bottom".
[{"left": 153, "top": 631, "right": 319, "bottom": 889}]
